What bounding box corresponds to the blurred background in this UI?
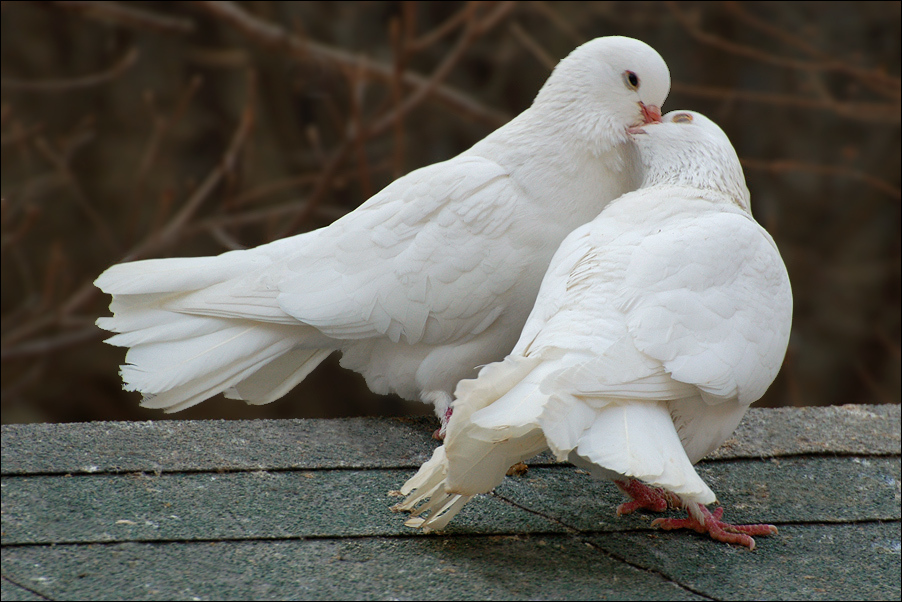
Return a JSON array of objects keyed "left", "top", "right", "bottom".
[{"left": 1, "top": 1, "right": 899, "bottom": 424}]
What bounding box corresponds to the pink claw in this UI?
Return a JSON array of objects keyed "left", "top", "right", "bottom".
[
  {"left": 432, "top": 406, "right": 454, "bottom": 440},
  {"left": 652, "top": 504, "right": 778, "bottom": 550},
  {"left": 614, "top": 479, "right": 680, "bottom": 516}
]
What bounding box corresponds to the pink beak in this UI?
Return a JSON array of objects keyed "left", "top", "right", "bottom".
[{"left": 640, "top": 103, "right": 662, "bottom": 124}]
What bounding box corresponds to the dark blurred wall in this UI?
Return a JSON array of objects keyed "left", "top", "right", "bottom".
[{"left": 1, "top": 1, "right": 899, "bottom": 424}]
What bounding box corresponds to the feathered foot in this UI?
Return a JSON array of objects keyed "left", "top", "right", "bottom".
[
  {"left": 652, "top": 504, "right": 777, "bottom": 550},
  {"left": 614, "top": 479, "right": 681, "bottom": 516}
]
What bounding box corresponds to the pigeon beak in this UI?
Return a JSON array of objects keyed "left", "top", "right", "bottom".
[
  {"left": 640, "top": 103, "right": 662, "bottom": 124},
  {"left": 628, "top": 103, "right": 662, "bottom": 135}
]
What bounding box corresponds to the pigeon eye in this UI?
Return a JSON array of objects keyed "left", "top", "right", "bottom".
[
  {"left": 623, "top": 70, "right": 640, "bottom": 90},
  {"left": 672, "top": 113, "right": 694, "bottom": 124}
]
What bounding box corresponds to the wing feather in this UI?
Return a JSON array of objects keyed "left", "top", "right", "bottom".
[{"left": 276, "top": 156, "right": 525, "bottom": 346}]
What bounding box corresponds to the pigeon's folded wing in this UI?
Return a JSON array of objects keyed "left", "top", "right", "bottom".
[
  {"left": 617, "top": 209, "right": 792, "bottom": 405},
  {"left": 275, "top": 156, "right": 528, "bottom": 346}
]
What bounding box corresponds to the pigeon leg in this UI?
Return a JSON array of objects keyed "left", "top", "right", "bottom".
[
  {"left": 614, "top": 479, "right": 681, "bottom": 516},
  {"left": 432, "top": 406, "right": 454, "bottom": 440},
  {"left": 651, "top": 504, "right": 777, "bottom": 550}
]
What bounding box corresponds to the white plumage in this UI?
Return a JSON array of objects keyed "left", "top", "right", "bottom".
[
  {"left": 397, "top": 111, "right": 792, "bottom": 548},
  {"left": 95, "top": 37, "right": 670, "bottom": 423}
]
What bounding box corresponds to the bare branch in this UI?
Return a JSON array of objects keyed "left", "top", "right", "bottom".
[
  {"left": 722, "top": 1, "right": 900, "bottom": 100},
  {"left": 122, "top": 72, "right": 257, "bottom": 262},
  {"left": 667, "top": 0, "right": 902, "bottom": 97},
  {"left": 509, "top": 22, "right": 557, "bottom": 70},
  {"left": 3, "top": 71, "right": 255, "bottom": 354},
  {"left": 368, "top": 1, "right": 517, "bottom": 138},
  {"left": 277, "top": 139, "right": 355, "bottom": 237},
  {"left": 190, "top": 0, "right": 511, "bottom": 128},
  {"left": 0, "top": 47, "right": 138, "bottom": 92},
  {"left": 0, "top": 325, "right": 102, "bottom": 360},
  {"left": 133, "top": 75, "right": 204, "bottom": 193},
  {"left": 672, "top": 81, "right": 901, "bottom": 125},
  {"left": 272, "top": 1, "right": 517, "bottom": 237},
  {"left": 740, "top": 158, "right": 901, "bottom": 201},
  {"left": 50, "top": 1, "right": 195, "bottom": 35},
  {"left": 33, "top": 130, "right": 122, "bottom": 256},
  {"left": 529, "top": 1, "right": 586, "bottom": 45},
  {"left": 405, "top": 2, "right": 476, "bottom": 52}
]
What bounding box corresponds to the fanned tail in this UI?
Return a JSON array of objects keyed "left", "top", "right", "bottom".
[
  {"left": 471, "top": 350, "right": 717, "bottom": 506},
  {"left": 394, "top": 447, "right": 473, "bottom": 532},
  {"left": 397, "top": 356, "right": 551, "bottom": 532},
  {"left": 542, "top": 391, "right": 716, "bottom": 505},
  {"left": 95, "top": 252, "right": 332, "bottom": 412}
]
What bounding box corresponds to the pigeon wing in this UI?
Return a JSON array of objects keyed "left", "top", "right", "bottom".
[
  {"left": 618, "top": 208, "right": 792, "bottom": 406},
  {"left": 276, "top": 155, "right": 526, "bottom": 347}
]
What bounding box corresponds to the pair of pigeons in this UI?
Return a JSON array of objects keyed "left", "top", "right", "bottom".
[{"left": 96, "top": 36, "right": 792, "bottom": 549}]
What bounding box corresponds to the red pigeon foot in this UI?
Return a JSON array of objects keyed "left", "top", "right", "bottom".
[
  {"left": 615, "top": 479, "right": 681, "bottom": 516},
  {"left": 652, "top": 503, "right": 777, "bottom": 550},
  {"left": 432, "top": 406, "right": 454, "bottom": 440}
]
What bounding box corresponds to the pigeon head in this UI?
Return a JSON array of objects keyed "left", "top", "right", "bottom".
[
  {"left": 634, "top": 110, "right": 751, "bottom": 212},
  {"left": 533, "top": 36, "right": 670, "bottom": 155}
]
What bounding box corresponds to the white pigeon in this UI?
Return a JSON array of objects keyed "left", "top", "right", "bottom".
[
  {"left": 396, "top": 111, "right": 793, "bottom": 549},
  {"left": 95, "top": 37, "right": 670, "bottom": 431}
]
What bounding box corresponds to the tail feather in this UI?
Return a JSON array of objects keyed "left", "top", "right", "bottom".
[
  {"left": 126, "top": 324, "right": 319, "bottom": 412},
  {"left": 457, "top": 351, "right": 717, "bottom": 517},
  {"left": 398, "top": 358, "right": 551, "bottom": 533},
  {"left": 565, "top": 400, "right": 715, "bottom": 504},
  {"left": 446, "top": 355, "right": 551, "bottom": 494},
  {"left": 225, "top": 348, "right": 332, "bottom": 404},
  {"left": 96, "top": 252, "right": 333, "bottom": 412},
  {"left": 453, "top": 355, "right": 549, "bottom": 438},
  {"left": 468, "top": 352, "right": 715, "bottom": 504},
  {"left": 94, "top": 254, "right": 265, "bottom": 295},
  {"left": 405, "top": 493, "right": 471, "bottom": 533},
  {"left": 395, "top": 447, "right": 474, "bottom": 532},
  {"left": 101, "top": 309, "right": 234, "bottom": 348}
]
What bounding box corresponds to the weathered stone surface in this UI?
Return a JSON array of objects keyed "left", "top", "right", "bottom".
[{"left": 2, "top": 405, "right": 900, "bottom": 600}]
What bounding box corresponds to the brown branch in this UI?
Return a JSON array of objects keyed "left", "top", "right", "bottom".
[
  {"left": 191, "top": 200, "right": 350, "bottom": 241},
  {"left": 530, "top": 1, "right": 586, "bottom": 45},
  {"left": 229, "top": 173, "right": 320, "bottom": 208},
  {"left": 49, "top": 1, "right": 195, "bottom": 34},
  {"left": 3, "top": 73, "right": 255, "bottom": 353},
  {"left": 208, "top": 224, "right": 245, "bottom": 251},
  {"left": 274, "top": 1, "right": 516, "bottom": 238},
  {"left": 122, "top": 73, "right": 257, "bottom": 262},
  {"left": 368, "top": 1, "right": 517, "bottom": 139},
  {"left": 667, "top": 0, "right": 902, "bottom": 96},
  {"left": 347, "top": 60, "right": 375, "bottom": 201},
  {"left": 389, "top": 11, "right": 411, "bottom": 179},
  {"left": 189, "top": 155, "right": 399, "bottom": 236},
  {"left": 721, "top": 1, "right": 900, "bottom": 100},
  {"left": 0, "top": 325, "right": 102, "bottom": 361},
  {"left": 740, "top": 158, "right": 901, "bottom": 201},
  {"left": 189, "top": 0, "right": 511, "bottom": 129},
  {"left": 405, "top": 1, "right": 476, "bottom": 52},
  {"left": 0, "top": 47, "right": 138, "bottom": 92},
  {"left": 508, "top": 22, "right": 557, "bottom": 70},
  {"left": 671, "top": 81, "right": 901, "bottom": 125},
  {"left": 277, "top": 139, "right": 355, "bottom": 237},
  {"left": 33, "top": 129, "right": 122, "bottom": 256},
  {"left": 133, "top": 75, "right": 204, "bottom": 196},
  {"left": 0, "top": 123, "right": 44, "bottom": 147},
  {"left": 195, "top": 204, "right": 308, "bottom": 233}
]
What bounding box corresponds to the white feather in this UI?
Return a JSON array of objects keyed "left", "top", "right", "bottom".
[
  {"left": 95, "top": 37, "right": 671, "bottom": 416},
  {"left": 400, "top": 110, "right": 792, "bottom": 529}
]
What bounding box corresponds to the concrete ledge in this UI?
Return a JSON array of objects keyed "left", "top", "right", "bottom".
[{"left": 2, "top": 404, "right": 900, "bottom": 600}]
